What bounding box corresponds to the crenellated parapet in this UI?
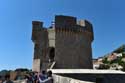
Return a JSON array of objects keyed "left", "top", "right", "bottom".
[
  {"left": 54, "top": 15, "right": 94, "bottom": 42},
  {"left": 32, "top": 16, "right": 94, "bottom": 43},
  {"left": 32, "top": 21, "right": 48, "bottom": 43},
  {"left": 55, "top": 26, "right": 93, "bottom": 42}
]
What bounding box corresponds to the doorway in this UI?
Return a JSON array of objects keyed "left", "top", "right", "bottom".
[{"left": 49, "top": 47, "right": 55, "bottom": 62}]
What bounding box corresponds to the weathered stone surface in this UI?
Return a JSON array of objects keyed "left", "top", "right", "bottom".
[
  {"left": 53, "top": 74, "right": 94, "bottom": 83},
  {"left": 32, "top": 59, "right": 40, "bottom": 72}
]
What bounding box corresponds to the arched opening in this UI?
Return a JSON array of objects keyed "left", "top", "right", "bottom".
[{"left": 49, "top": 47, "right": 55, "bottom": 62}]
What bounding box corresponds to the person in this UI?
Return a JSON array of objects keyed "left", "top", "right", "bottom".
[
  {"left": 3, "top": 74, "right": 13, "bottom": 83},
  {"left": 0, "top": 75, "right": 3, "bottom": 83},
  {"left": 39, "top": 70, "right": 53, "bottom": 83},
  {"left": 46, "top": 70, "right": 53, "bottom": 83},
  {"left": 24, "top": 74, "right": 33, "bottom": 83},
  {"left": 29, "top": 74, "right": 34, "bottom": 83},
  {"left": 38, "top": 70, "right": 47, "bottom": 83},
  {"left": 32, "top": 72, "right": 39, "bottom": 83}
]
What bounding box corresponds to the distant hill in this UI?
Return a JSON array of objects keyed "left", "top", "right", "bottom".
[{"left": 93, "top": 44, "right": 125, "bottom": 71}]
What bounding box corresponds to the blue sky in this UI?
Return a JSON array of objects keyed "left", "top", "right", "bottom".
[{"left": 0, "top": 0, "right": 125, "bottom": 70}]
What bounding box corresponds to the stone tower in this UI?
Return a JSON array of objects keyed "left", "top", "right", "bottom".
[{"left": 32, "top": 15, "right": 94, "bottom": 72}]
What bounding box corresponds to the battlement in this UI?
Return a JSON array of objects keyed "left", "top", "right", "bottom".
[
  {"left": 32, "top": 15, "right": 94, "bottom": 42},
  {"left": 32, "top": 21, "right": 43, "bottom": 28},
  {"left": 32, "top": 15, "right": 93, "bottom": 33},
  {"left": 55, "top": 15, "right": 93, "bottom": 31},
  {"left": 54, "top": 15, "right": 93, "bottom": 41},
  {"left": 55, "top": 15, "right": 77, "bottom": 27},
  {"left": 32, "top": 21, "right": 47, "bottom": 43},
  {"left": 54, "top": 15, "right": 94, "bottom": 41}
]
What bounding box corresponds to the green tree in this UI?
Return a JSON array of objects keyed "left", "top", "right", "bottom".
[
  {"left": 102, "top": 57, "right": 110, "bottom": 64},
  {"left": 113, "top": 45, "right": 125, "bottom": 53}
]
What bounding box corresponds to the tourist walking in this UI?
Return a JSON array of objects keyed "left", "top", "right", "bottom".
[
  {"left": 38, "top": 70, "right": 47, "bottom": 82},
  {"left": 38, "top": 70, "right": 53, "bottom": 83},
  {"left": 0, "top": 76, "right": 3, "bottom": 83},
  {"left": 3, "top": 74, "right": 13, "bottom": 83}
]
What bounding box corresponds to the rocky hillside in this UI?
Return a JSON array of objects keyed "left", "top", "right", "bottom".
[{"left": 93, "top": 45, "right": 125, "bottom": 71}]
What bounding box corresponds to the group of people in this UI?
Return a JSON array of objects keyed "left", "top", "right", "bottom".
[
  {"left": 0, "top": 74, "right": 13, "bottom": 83},
  {"left": 25, "top": 70, "right": 53, "bottom": 83},
  {"left": 0, "top": 70, "right": 53, "bottom": 83}
]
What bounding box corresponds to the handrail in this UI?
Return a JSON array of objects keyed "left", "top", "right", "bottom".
[{"left": 49, "top": 61, "right": 56, "bottom": 69}]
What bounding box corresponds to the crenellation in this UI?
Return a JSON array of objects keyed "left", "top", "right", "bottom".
[{"left": 32, "top": 21, "right": 43, "bottom": 28}]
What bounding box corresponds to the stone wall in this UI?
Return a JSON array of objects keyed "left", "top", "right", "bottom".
[
  {"left": 55, "top": 28, "right": 93, "bottom": 69},
  {"left": 32, "top": 21, "right": 49, "bottom": 71},
  {"left": 53, "top": 74, "right": 94, "bottom": 83},
  {"left": 32, "top": 59, "right": 40, "bottom": 72},
  {"left": 48, "top": 28, "right": 55, "bottom": 47},
  {"left": 59, "top": 74, "right": 125, "bottom": 83}
]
